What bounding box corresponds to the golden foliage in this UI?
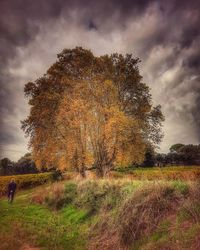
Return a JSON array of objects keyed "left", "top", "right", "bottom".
[{"left": 22, "top": 47, "right": 164, "bottom": 176}]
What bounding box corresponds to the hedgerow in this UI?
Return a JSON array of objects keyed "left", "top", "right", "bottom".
[{"left": 0, "top": 172, "right": 53, "bottom": 196}]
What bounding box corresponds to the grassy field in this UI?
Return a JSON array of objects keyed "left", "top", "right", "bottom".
[
  {"left": 1, "top": 174, "right": 200, "bottom": 249},
  {"left": 0, "top": 187, "right": 89, "bottom": 250},
  {"left": 1, "top": 167, "right": 200, "bottom": 249},
  {"left": 112, "top": 165, "right": 200, "bottom": 181}
]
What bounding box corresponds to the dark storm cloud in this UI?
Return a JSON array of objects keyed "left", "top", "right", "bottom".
[
  {"left": 0, "top": 0, "right": 64, "bottom": 68},
  {"left": 1, "top": 0, "right": 199, "bottom": 66},
  {"left": 184, "top": 52, "right": 200, "bottom": 71},
  {"left": 0, "top": 0, "right": 200, "bottom": 159}
]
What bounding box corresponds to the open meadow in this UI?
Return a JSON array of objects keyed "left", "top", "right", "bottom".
[{"left": 1, "top": 166, "right": 200, "bottom": 250}]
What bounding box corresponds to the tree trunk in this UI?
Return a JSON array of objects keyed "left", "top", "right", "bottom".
[
  {"left": 96, "top": 163, "right": 104, "bottom": 178},
  {"left": 95, "top": 161, "right": 113, "bottom": 178},
  {"left": 79, "top": 162, "right": 86, "bottom": 178},
  {"left": 95, "top": 145, "right": 116, "bottom": 178}
]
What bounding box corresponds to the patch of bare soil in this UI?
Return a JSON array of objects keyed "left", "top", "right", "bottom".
[{"left": 21, "top": 244, "right": 40, "bottom": 250}]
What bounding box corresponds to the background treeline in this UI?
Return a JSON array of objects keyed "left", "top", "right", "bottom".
[
  {"left": 143, "top": 143, "right": 200, "bottom": 167},
  {"left": 0, "top": 153, "right": 38, "bottom": 176},
  {"left": 1, "top": 143, "right": 199, "bottom": 176}
]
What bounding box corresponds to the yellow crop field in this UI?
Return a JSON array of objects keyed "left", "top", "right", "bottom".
[{"left": 0, "top": 172, "right": 53, "bottom": 196}]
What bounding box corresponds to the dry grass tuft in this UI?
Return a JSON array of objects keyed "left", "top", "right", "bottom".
[
  {"left": 31, "top": 179, "right": 200, "bottom": 249},
  {"left": 118, "top": 184, "right": 180, "bottom": 247},
  {"left": 88, "top": 214, "right": 123, "bottom": 250},
  {"left": 31, "top": 182, "right": 65, "bottom": 208},
  {"left": 89, "top": 183, "right": 182, "bottom": 250}
]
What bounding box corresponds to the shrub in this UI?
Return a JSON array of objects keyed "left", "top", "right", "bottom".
[
  {"left": 64, "top": 182, "right": 78, "bottom": 204},
  {"left": 75, "top": 180, "right": 124, "bottom": 213},
  {"left": 44, "top": 182, "right": 66, "bottom": 209},
  {"left": 31, "top": 182, "right": 77, "bottom": 209},
  {"left": 32, "top": 179, "right": 128, "bottom": 212},
  {"left": 52, "top": 169, "right": 63, "bottom": 181}
]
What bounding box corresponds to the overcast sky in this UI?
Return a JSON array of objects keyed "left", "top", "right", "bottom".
[{"left": 0, "top": 0, "right": 200, "bottom": 161}]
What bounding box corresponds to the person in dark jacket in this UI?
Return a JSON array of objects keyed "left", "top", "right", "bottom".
[{"left": 7, "top": 179, "right": 17, "bottom": 203}]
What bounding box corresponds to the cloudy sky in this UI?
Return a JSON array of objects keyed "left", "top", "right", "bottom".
[{"left": 0, "top": 0, "right": 200, "bottom": 161}]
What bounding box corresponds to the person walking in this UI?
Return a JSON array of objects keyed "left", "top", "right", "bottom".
[{"left": 7, "top": 179, "right": 17, "bottom": 203}]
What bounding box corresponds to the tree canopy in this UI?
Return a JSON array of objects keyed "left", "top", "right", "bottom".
[
  {"left": 169, "top": 143, "right": 185, "bottom": 153},
  {"left": 22, "top": 47, "right": 164, "bottom": 177},
  {"left": 155, "top": 144, "right": 200, "bottom": 166},
  {"left": 0, "top": 153, "right": 38, "bottom": 176}
]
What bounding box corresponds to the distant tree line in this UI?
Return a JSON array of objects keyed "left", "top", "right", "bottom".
[
  {"left": 142, "top": 144, "right": 200, "bottom": 167},
  {"left": 1, "top": 143, "right": 199, "bottom": 176},
  {"left": 0, "top": 153, "right": 38, "bottom": 176}
]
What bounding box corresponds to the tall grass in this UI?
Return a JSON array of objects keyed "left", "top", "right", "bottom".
[{"left": 31, "top": 178, "right": 200, "bottom": 249}]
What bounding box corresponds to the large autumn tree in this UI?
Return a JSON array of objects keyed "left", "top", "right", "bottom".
[{"left": 22, "top": 47, "right": 164, "bottom": 177}]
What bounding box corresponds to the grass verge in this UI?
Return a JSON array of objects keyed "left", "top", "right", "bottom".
[{"left": 1, "top": 179, "right": 200, "bottom": 249}]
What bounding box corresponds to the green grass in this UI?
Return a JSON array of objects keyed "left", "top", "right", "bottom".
[
  {"left": 0, "top": 188, "right": 91, "bottom": 250},
  {"left": 1, "top": 178, "right": 200, "bottom": 250},
  {"left": 0, "top": 179, "right": 144, "bottom": 249}
]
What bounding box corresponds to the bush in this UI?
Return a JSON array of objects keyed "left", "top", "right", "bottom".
[
  {"left": 31, "top": 182, "right": 78, "bottom": 209},
  {"left": 0, "top": 172, "right": 53, "bottom": 196},
  {"left": 32, "top": 179, "right": 127, "bottom": 212},
  {"left": 75, "top": 180, "right": 123, "bottom": 213},
  {"left": 52, "top": 169, "right": 63, "bottom": 181},
  {"left": 44, "top": 182, "right": 66, "bottom": 209},
  {"left": 64, "top": 182, "right": 78, "bottom": 204}
]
